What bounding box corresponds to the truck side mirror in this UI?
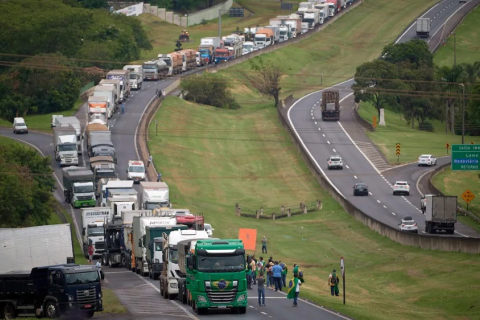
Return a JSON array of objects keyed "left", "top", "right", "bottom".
[
  {"left": 100, "top": 270, "right": 105, "bottom": 280},
  {"left": 187, "top": 256, "right": 194, "bottom": 270}
]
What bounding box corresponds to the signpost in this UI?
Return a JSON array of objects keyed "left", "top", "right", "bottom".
[
  {"left": 446, "top": 143, "right": 450, "bottom": 154},
  {"left": 395, "top": 143, "right": 401, "bottom": 163},
  {"left": 372, "top": 115, "right": 377, "bottom": 129},
  {"left": 461, "top": 189, "right": 475, "bottom": 211},
  {"left": 451, "top": 144, "right": 480, "bottom": 171},
  {"left": 340, "top": 257, "right": 345, "bottom": 305}
]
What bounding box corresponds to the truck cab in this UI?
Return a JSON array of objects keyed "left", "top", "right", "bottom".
[
  {"left": 62, "top": 167, "right": 96, "bottom": 208},
  {"left": 81, "top": 207, "right": 112, "bottom": 258},
  {"left": 102, "top": 217, "right": 125, "bottom": 267},
  {"left": 127, "top": 160, "right": 146, "bottom": 183}
]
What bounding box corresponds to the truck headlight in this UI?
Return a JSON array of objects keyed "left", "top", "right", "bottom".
[
  {"left": 237, "top": 294, "right": 246, "bottom": 302},
  {"left": 155, "top": 259, "right": 159, "bottom": 263},
  {"left": 170, "top": 283, "right": 178, "bottom": 289},
  {"left": 99, "top": 292, "right": 102, "bottom": 299},
  {"left": 68, "top": 295, "right": 74, "bottom": 301},
  {"left": 197, "top": 295, "right": 207, "bottom": 302}
]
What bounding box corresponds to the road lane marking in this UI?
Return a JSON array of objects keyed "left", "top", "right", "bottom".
[
  {"left": 327, "top": 141, "right": 330, "bottom": 144},
  {"left": 333, "top": 148, "right": 336, "bottom": 152},
  {"left": 377, "top": 200, "right": 381, "bottom": 203},
  {"left": 354, "top": 175, "right": 357, "bottom": 179},
  {"left": 392, "top": 212, "right": 396, "bottom": 216},
  {"left": 383, "top": 205, "right": 387, "bottom": 209}
]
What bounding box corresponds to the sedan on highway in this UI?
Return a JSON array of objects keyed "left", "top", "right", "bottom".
[
  {"left": 327, "top": 155, "right": 343, "bottom": 170},
  {"left": 353, "top": 183, "right": 368, "bottom": 196},
  {"left": 398, "top": 216, "right": 418, "bottom": 233},
  {"left": 418, "top": 154, "right": 437, "bottom": 166},
  {"left": 393, "top": 181, "right": 410, "bottom": 196}
]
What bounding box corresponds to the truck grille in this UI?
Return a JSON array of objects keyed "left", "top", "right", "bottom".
[
  {"left": 77, "top": 196, "right": 93, "bottom": 201},
  {"left": 206, "top": 289, "right": 237, "bottom": 304},
  {"left": 95, "top": 242, "right": 105, "bottom": 250},
  {"left": 77, "top": 288, "right": 96, "bottom": 304}
]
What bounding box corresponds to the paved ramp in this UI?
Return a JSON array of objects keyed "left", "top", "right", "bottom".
[{"left": 354, "top": 141, "right": 393, "bottom": 172}]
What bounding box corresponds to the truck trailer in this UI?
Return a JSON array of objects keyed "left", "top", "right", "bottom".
[
  {"left": 321, "top": 90, "right": 340, "bottom": 121},
  {"left": 423, "top": 194, "right": 457, "bottom": 234},
  {"left": 90, "top": 156, "right": 117, "bottom": 183},
  {"left": 81, "top": 207, "right": 113, "bottom": 258},
  {"left": 62, "top": 167, "right": 96, "bottom": 208},
  {"left": 93, "top": 86, "right": 116, "bottom": 119},
  {"left": 106, "top": 69, "right": 131, "bottom": 100},
  {"left": 139, "top": 181, "right": 171, "bottom": 209},
  {"left": 87, "top": 96, "right": 109, "bottom": 126},
  {"left": 416, "top": 18, "right": 431, "bottom": 38},
  {"left": 123, "top": 65, "right": 144, "bottom": 90},
  {"left": 158, "top": 53, "right": 183, "bottom": 76},
  {"left": 54, "top": 116, "right": 82, "bottom": 155}
]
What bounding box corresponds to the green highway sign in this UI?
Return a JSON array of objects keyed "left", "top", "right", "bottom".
[{"left": 451, "top": 144, "right": 480, "bottom": 171}]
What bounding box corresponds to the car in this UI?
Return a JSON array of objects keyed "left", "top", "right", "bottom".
[
  {"left": 398, "top": 216, "right": 418, "bottom": 233},
  {"left": 204, "top": 223, "right": 214, "bottom": 237},
  {"left": 393, "top": 181, "right": 410, "bottom": 195},
  {"left": 13, "top": 117, "right": 28, "bottom": 134},
  {"left": 418, "top": 154, "right": 437, "bottom": 166},
  {"left": 327, "top": 155, "right": 343, "bottom": 170},
  {"left": 353, "top": 183, "right": 368, "bottom": 196},
  {"left": 126, "top": 160, "right": 146, "bottom": 183}
]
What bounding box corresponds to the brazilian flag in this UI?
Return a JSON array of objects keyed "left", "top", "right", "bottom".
[{"left": 287, "top": 277, "right": 299, "bottom": 300}]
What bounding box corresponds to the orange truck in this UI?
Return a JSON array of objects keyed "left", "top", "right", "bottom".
[
  {"left": 254, "top": 28, "right": 275, "bottom": 48},
  {"left": 87, "top": 96, "right": 108, "bottom": 126},
  {"left": 178, "top": 49, "right": 197, "bottom": 71},
  {"left": 158, "top": 52, "right": 183, "bottom": 76}
]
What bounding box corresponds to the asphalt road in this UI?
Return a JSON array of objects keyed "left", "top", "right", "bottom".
[{"left": 288, "top": 0, "right": 478, "bottom": 238}]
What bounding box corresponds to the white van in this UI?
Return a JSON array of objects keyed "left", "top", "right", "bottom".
[
  {"left": 126, "top": 160, "right": 146, "bottom": 183},
  {"left": 13, "top": 117, "right": 28, "bottom": 134}
]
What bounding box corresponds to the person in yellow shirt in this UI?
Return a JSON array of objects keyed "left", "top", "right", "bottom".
[{"left": 250, "top": 257, "right": 257, "bottom": 284}]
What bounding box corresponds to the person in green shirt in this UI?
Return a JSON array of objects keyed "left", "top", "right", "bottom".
[{"left": 280, "top": 261, "right": 288, "bottom": 288}]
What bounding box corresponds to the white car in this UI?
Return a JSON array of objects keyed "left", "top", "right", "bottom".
[
  {"left": 393, "top": 181, "right": 410, "bottom": 196},
  {"left": 398, "top": 216, "right": 418, "bottom": 233},
  {"left": 418, "top": 154, "right": 437, "bottom": 166},
  {"left": 127, "top": 160, "right": 146, "bottom": 183},
  {"left": 204, "top": 223, "right": 214, "bottom": 237},
  {"left": 327, "top": 156, "right": 343, "bottom": 170}
]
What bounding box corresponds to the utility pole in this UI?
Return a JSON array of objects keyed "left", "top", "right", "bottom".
[
  {"left": 453, "top": 32, "right": 456, "bottom": 67},
  {"left": 460, "top": 83, "right": 465, "bottom": 144},
  {"left": 218, "top": 9, "right": 222, "bottom": 39}
]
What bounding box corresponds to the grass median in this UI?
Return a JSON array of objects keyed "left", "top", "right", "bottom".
[{"left": 148, "top": 97, "right": 480, "bottom": 320}]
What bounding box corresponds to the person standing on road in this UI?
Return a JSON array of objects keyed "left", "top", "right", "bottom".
[
  {"left": 328, "top": 269, "right": 340, "bottom": 296},
  {"left": 280, "top": 261, "right": 288, "bottom": 288},
  {"left": 261, "top": 236, "right": 268, "bottom": 253},
  {"left": 147, "top": 154, "right": 153, "bottom": 167},
  {"left": 257, "top": 272, "right": 266, "bottom": 307},
  {"left": 121, "top": 102, "right": 125, "bottom": 114},
  {"left": 250, "top": 256, "right": 257, "bottom": 284},
  {"left": 287, "top": 273, "right": 301, "bottom": 307},
  {"left": 246, "top": 257, "right": 253, "bottom": 290},
  {"left": 272, "top": 261, "right": 283, "bottom": 292},
  {"left": 88, "top": 244, "right": 94, "bottom": 265}
]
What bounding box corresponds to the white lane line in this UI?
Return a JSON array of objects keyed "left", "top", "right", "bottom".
[
  {"left": 377, "top": 200, "right": 381, "bottom": 204},
  {"left": 346, "top": 165, "right": 349, "bottom": 169},
  {"left": 261, "top": 312, "right": 268, "bottom": 315},
  {"left": 392, "top": 212, "right": 396, "bottom": 216},
  {"left": 354, "top": 175, "right": 357, "bottom": 179},
  {"left": 428, "top": 4, "right": 468, "bottom": 44},
  {"left": 333, "top": 148, "right": 336, "bottom": 152},
  {"left": 322, "top": 134, "right": 326, "bottom": 137},
  {"left": 394, "top": 1, "right": 442, "bottom": 44},
  {"left": 455, "top": 230, "right": 469, "bottom": 238},
  {"left": 315, "top": 122, "right": 317, "bottom": 125},
  {"left": 327, "top": 141, "right": 330, "bottom": 144},
  {"left": 318, "top": 128, "right": 321, "bottom": 130},
  {"left": 312, "top": 117, "right": 315, "bottom": 119},
  {"left": 369, "top": 192, "right": 373, "bottom": 195},
  {"left": 383, "top": 205, "right": 387, "bottom": 209}
]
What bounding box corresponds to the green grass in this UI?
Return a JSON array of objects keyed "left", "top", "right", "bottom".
[
  {"left": 136, "top": 0, "right": 304, "bottom": 62},
  {"left": 148, "top": 97, "right": 480, "bottom": 320},
  {"left": 0, "top": 98, "right": 84, "bottom": 132},
  {"left": 357, "top": 102, "right": 464, "bottom": 163},
  {"left": 434, "top": 4, "right": 480, "bottom": 67}
]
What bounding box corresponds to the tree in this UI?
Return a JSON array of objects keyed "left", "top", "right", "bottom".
[
  {"left": 381, "top": 39, "right": 433, "bottom": 67},
  {"left": 353, "top": 59, "right": 399, "bottom": 125},
  {"left": 436, "top": 65, "right": 466, "bottom": 134},
  {"left": 79, "top": 0, "right": 109, "bottom": 9},
  {"left": 249, "top": 57, "right": 283, "bottom": 108}
]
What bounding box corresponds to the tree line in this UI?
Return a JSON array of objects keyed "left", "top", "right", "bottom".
[
  {"left": 354, "top": 40, "right": 480, "bottom": 135},
  {"left": 0, "top": 0, "right": 152, "bottom": 121}
]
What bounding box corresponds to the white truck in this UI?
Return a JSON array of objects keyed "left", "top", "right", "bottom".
[
  {"left": 200, "top": 37, "right": 221, "bottom": 49},
  {"left": 265, "top": 26, "right": 281, "bottom": 44},
  {"left": 159, "top": 229, "right": 209, "bottom": 299},
  {"left": 303, "top": 8, "right": 321, "bottom": 28},
  {"left": 223, "top": 34, "right": 243, "bottom": 58},
  {"left": 97, "top": 179, "right": 133, "bottom": 206},
  {"left": 99, "top": 79, "right": 123, "bottom": 105},
  {"left": 106, "top": 69, "right": 131, "bottom": 99},
  {"left": 139, "top": 181, "right": 170, "bottom": 210},
  {"left": 127, "top": 160, "right": 146, "bottom": 183},
  {"left": 242, "top": 41, "right": 254, "bottom": 55},
  {"left": 315, "top": 3, "right": 330, "bottom": 23},
  {"left": 0, "top": 224, "right": 74, "bottom": 273},
  {"left": 123, "top": 65, "right": 144, "bottom": 90},
  {"left": 93, "top": 85, "right": 117, "bottom": 119},
  {"left": 81, "top": 207, "right": 113, "bottom": 258},
  {"left": 53, "top": 126, "right": 79, "bottom": 166},
  {"left": 54, "top": 116, "right": 82, "bottom": 155},
  {"left": 107, "top": 188, "right": 139, "bottom": 218},
  {"left": 423, "top": 194, "right": 457, "bottom": 234},
  {"left": 416, "top": 18, "right": 431, "bottom": 38},
  {"left": 88, "top": 96, "right": 109, "bottom": 126}
]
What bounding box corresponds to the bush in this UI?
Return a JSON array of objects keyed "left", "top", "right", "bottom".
[
  {"left": 201, "top": 19, "right": 208, "bottom": 25},
  {"left": 418, "top": 121, "right": 434, "bottom": 132}
]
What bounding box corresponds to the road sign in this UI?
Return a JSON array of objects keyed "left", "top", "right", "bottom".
[
  {"left": 372, "top": 115, "right": 377, "bottom": 128},
  {"left": 461, "top": 189, "right": 475, "bottom": 204},
  {"left": 395, "top": 143, "right": 401, "bottom": 156},
  {"left": 451, "top": 144, "right": 480, "bottom": 171},
  {"left": 446, "top": 143, "right": 450, "bottom": 149},
  {"left": 471, "top": 141, "right": 475, "bottom": 145}
]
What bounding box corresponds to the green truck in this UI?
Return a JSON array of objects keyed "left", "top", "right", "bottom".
[
  {"left": 62, "top": 167, "right": 96, "bottom": 208},
  {"left": 177, "top": 239, "right": 247, "bottom": 314}
]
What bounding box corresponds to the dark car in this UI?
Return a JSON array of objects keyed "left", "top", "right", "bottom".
[{"left": 353, "top": 183, "right": 368, "bottom": 196}]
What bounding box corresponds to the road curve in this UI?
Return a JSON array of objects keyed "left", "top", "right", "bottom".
[{"left": 288, "top": 0, "right": 477, "bottom": 238}]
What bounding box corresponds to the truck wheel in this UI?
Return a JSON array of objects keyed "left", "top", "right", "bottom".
[
  {"left": 83, "top": 311, "right": 95, "bottom": 319},
  {"left": 235, "top": 307, "right": 246, "bottom": 314},
  {"left": 45, "top": 300, "right": 59, "bottom": 319},
  {"left": 3, "top": 303, "right": 16, "bottom": 320}
]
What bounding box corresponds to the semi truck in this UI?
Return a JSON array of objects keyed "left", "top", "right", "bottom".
[
  {"left": 223, "top": 34, "right": 243, "bottom": 58},
  {"left": 139, "top": 181, "right": 171, "bottom": 209},
  {"left": 159, "top": 230, "right": 209, "bottom": 300},
  {"left": 177, "top": 239, "right": 247, "bottom": 314},
  {"left": 54, "top": 116, "right": 82, "bottom": 155},
  {"left": 145, "top": 223, "right": 188, "bottom": 280},
  {"left": 264, "top": 26, "right": 281, "bottom": 44},
  {"left": 214, "top": 47, "right": 234, "bottom": 64},
  {"left": 303, "top": 8, "right": 322, "bottom": 28},
  {"left": 87, "top": 131, "right": 116, "bottom": 162},
  {"left": 53, "top": 126, "right": 79, "bottom": 167},
  {"left": 198, "top": 45, "right": 216, "bottom": 64},
  {"left": 85, "top": 123, "right": 109, "bottom": 150},
  {"left": 90, "top": 156, "right": 117, "bottom": 183},
  {"left": 271, "top": 15, "right": 302, "bottom": 38},
  {"left": 254, "top": 28, "right": 275, "bottom": 48},
  {"left": 177, "top": 49, "right": 197, "bottom": 71},
  {"left": 0, "top": 264, "right": 103, "bottom": 319},
  {"left": 99, "top": 79, "right": 123, "bottom": 105},
  {"left": 97, "top": 179, "right": 133, "bottom": 206},
  {"left": 416, "top": 18, "right": 431, "bottom": 38},
  {"left": 326, "top": 1, "right": 337, "bottom": 17},
  {"left": 321, "top": 90, "right": 340, "bottom": 121},
  {"left": 81, "top": 207, "right": 112, "bottom": 258},
  {"left": 423, "top": 194, "right": 457, "bottom": 234},
  {"left": 119, "top": 210, "right": 150, "bottom": 270},
  {"left": 158, "top": 53, "right": 183, "bottom": 76},
  {"left": 101, "top": 216, "right": 125, "bottom": 267},
  {"left": 87, "top": 96, "right": 109, "bottom": 126},
  {"left": 0, "top": 224, "right": 74, "bottom": 274},
  {"left": 200, "top": 37, "right": 221, "bottom": 50},
  {"left": 62, "top": 167, "right": 96, "bottom": 208},
  {"left": 107, "top": 188, "right": 138, "bottom": 217},
  {"left": 93, "top": 85, "right": 116, "bottom": 119},
  {"left": 106, "top": 69, "right": 131, "bottom": 99},
  {"left": 123, "top": 65, "right": 144, "bottom": 90},
  {"left": 315, "top": 3, "right": 330, "bottom": 22},
  {"left": 142, "top": 59, "right": 169, "bottom": 80}
]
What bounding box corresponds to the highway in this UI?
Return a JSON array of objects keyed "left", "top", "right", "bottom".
[{"left": 288, "top": 0, "right": 479, "bottom": 238}]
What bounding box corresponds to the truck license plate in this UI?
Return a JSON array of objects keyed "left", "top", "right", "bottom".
[
  {"left": 218, "top": 306, "right": 227, "bottom": 309},
  {"left": 84, "top": 304, "right": 92, "bottom": 308}
]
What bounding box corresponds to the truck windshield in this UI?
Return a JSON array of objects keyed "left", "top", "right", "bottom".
[
  {"left": 88, "top": 226, "right": 104, "bottom": 237},
  {"left": 143, "top": 64, "right": 157, "bottom": 69},
  {"left": 243, "top": 44, "right": 253, "bottom": 50},
  {"left": 197, "top": 254, "right": 244, "bottom": 272},
  {"left": 216, "top": 52, "right": 228, "bottom": 57},
  {"left": 199, "top": 49, "right": 209, "bottom": 54},
  {"left": 58, "top": 144, "right": 77, "bottom": 152},
  {"left": 162, "top": 58, "right": 172, "bottom": 66},
  {"left": 280, "top": 31, "right": 287, "bottom": 35},
  {"left": 129, "top": 166, "right": 145, "bottom": 173},
  {"left": 74, "top": 185, "right": 94, "bottom": 194},
  {"left": 254, "top": 36, "right": 265, "bottom": 42},
  {"left": 170, "top": 249, "right": 178, "bottom": 263},
  {"left": 129, "top": 74, "right": 137, "bottom": 79},
  {"left": 303, "top": 18, "right": 314, "bottom": 23},
  {"left": 145, "top": 202, "right": 162, "bottom": 210},
  {"left": 97, "top": 171, "right": 117, "bottom": 179},
  {"left": 65, "top": 271, "right": 100, "bottom": 285}
]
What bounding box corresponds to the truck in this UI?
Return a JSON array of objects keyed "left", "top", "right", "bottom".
[
  {"left": 119, "top": 210, "right": 150, "bottom": 270},
  {"left": 315, "top": 3, "right": 330, "bottom": 22},
  {"left": 197, "top": 45, "right": 216, "bottom": 64},
  {"left": 87, "top": 131, "right": 116, "bottom": 162},
  {"left": 0, "top": 224, "right": 74, "bottom": 274},
  {"left": 159, "top": 230, "right": 209, "bottom": 299},
  {"left": 214, "top": 47, "right": 234, "bottom": 64},
  {"left": 423, "top": 194, "right": 457, "bottom": 234},
  {"left": 0, "top": 264, "right": 103, "bottom": 319},
  {"left": 177, "top": 239, "right": 247, "bottom": 314},
  {"left": 223, "top": 34, "right": 243, "bottom": 58},
  {"left": 106, "top": 69, "right": 131, "bottom": 100},
  {"left": 303, "top": 8, "right": 321, "bottom": 28},
  {"left": 88, "top": 96, "right": 109, "bottom": 126},
  {"left": 90, "top": 156, "right": 117, "bottom": 183},
  {"left": 326, "top": 0, "right": 341, "bottom": 14},
  {"left": 416, "top": 18, "right": 431, "bottom": 38},
  {"left": 158, "top": 53, "right": 183, "bottom": 76},
  {"left": 321, "top": 90, "right": 340, "bottom": 121},
  {"left": 287, "top": 14, "right": 303, "bottom": 37},
  {"left": 254, "top": 28, "right": 275, "bottom": 48},
  {"left": 177, "top": 49, "right": 197, "bottom": 71},
  {"left": 54, "top": 116, "right": 82, "bottom": 155},
  {"left": 298, "top": 1, "right": 315, "bottom": 14},
  {"left": 62, "top": 167, "right": 96, "bottom": 208},
  {"left": 200, "top": 37, "right": 221, "bottom": 50},
  {"left": 101, "top": 216, "right": 125, "bottom": 267},
  {"left": 99, "top": 79, "right": 123, "bottom": 105},
  {"left": 139, "top": 181, "right": 170, "bottom": 209},
  {"left": 145, "top": 223, "right": 188, "bottom": 280},
  {"left": 142, "top": 59, "right": 169, "bottom": 80},
  {"left": 264, "top": 26, "right": 281, "bottom": 44},
  {"left": 123, "top": 65, "right": 144, "bottom": 90},
  {"left": 107, "top": 188, "right": 138, "bottom": 217},
  {"left": 53, "top": 126, "right": 79, "bottom": 167},
  {"left": 242, "top": 41, "right": 254, "bottom": 55},
  {"left": 196, "top": 51, "right": 206, "bottom": 67},
  {"left": 85, "top": 123, "right": 109, "bottom": 149},
  {"left": 278, "top": 25, "right": 291, "bottom": 41},
  {"left": 127, "top": 160, "right": 146, "bottom": 183},
  {"left": 93, "top": 85, "right": 117, "bottom": 119},
  {"left": 97, "top": 179, "right": 133, "bottom": 206},
  {"left": 81, "top": 207, "right": 112, "bottom": 258}
]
